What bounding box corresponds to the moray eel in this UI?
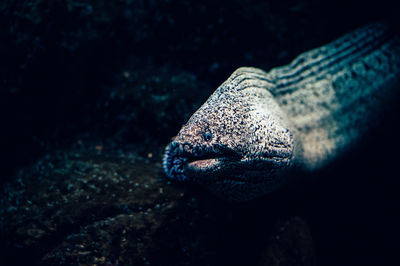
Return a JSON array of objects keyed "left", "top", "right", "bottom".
[{"left": 163, "top": 22, "right": 400, "bottom": 201}]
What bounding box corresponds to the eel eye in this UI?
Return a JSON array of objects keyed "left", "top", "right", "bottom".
[{"left": 203, "top": 131, "right": 213, "bottom": 142}]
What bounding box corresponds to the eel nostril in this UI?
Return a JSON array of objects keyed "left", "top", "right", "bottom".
[{"left": 203, "top": 131, "right": 213, "bottom": 142}]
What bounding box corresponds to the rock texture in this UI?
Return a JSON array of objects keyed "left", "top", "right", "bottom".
[
  {"left": 257, "top": 216, "right": 316, "bottom": 266},
  {"left": 0, "top": 150, "right": 204, "bottom": 265},
  {"left": 0, "top": 148, "right": 316, "bottom": 265}
]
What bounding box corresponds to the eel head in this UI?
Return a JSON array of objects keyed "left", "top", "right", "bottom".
[{"left": 163, "top": 69, "right": 296, "bottom": 201}]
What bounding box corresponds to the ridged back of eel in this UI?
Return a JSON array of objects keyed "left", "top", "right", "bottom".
[{"left": 163, "top": 22, "right": 400, "bottom": 201}]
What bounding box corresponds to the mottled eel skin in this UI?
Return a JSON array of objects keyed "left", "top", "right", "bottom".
[{"left": 163, "top": 22, "right": 400, "bottom": 201}]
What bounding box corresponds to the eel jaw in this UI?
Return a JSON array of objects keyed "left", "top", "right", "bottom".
[
  {"left": 162, "top": 141, "right": 295, "bottom": 201},
  {"left": 162, "top": 142, "right": 236, "bottom": 182}
]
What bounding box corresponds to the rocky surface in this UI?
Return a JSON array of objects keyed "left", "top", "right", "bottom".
[
  {"left": 0, "top": 149, "right": 208, "bottom": 265},
  {"left": 0, "top": 148, "right": 316, "bottom": 265},
  {"left": 257, "top": 216, "right": 316, "bottom": 266},
  {"left": 94, "top": 62, "right": 211, "bottom": 149}
]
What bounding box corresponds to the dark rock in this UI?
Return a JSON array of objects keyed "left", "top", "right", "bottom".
[
  {"left": 257, "top": 216, "right": 316, "bottom": 266},
  {"left": 0, "top": 149, "right": 211, "bottom": 265},
  {"left": 1, "top": 147, "right": 318, "bottom": 265},
  {"left": 94, "top": 62, "right": 211, "bottom": 150}
]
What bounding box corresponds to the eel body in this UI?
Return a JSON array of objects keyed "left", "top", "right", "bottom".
[{"left": 163, "top": 22, "right": 400, "bottom": 201}]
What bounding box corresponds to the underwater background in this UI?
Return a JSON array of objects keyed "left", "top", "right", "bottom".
[{"left": 1, "top": 0, "right": 399, "bottom": 265}]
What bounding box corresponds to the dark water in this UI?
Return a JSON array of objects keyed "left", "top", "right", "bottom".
[{"left": 1, "top": 1, "right": 399, "bottom": 265}]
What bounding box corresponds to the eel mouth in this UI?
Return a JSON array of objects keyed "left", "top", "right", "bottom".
[
  {"left": 162, "top": 142, "right": 237, "bottom": 182},
  {"left": 187, "top": 157, "right": 220, "bottom": 169}
]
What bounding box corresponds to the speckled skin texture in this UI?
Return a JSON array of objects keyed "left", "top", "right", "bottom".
[
  {"left": 164, "top": 67, "right": 297, "bottom": 201},
  {"left": 164, "top": 22, "right": 400, "bottom": 201}
]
